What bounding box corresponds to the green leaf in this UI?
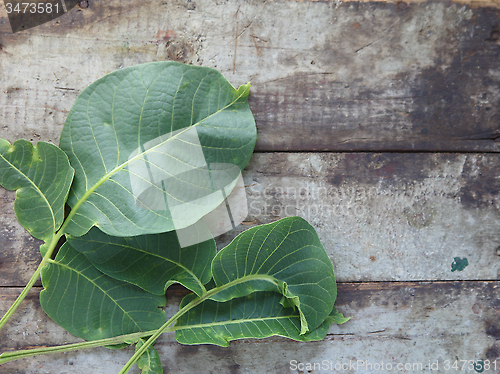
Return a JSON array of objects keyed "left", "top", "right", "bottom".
[
  {"left": 330, "top": 306, "right": 351, "bottom": 325},
  {"left": 67, "top": 226, "right": 216, "bottom": 296},
  {"left": 40, "top": 243, "right": 166, "bottom": 341},
  {"left": 0, "top": 139, "right": 74, "bottom": 242},
  {"left": 59, "top": 61, "right": 256, "bottom": 237},
  {"left": 175, "top": 292, "right": 337, "bottom": 346},
  {"left": 136, "top": 338, "right": 163, "bottom": 374},
  {"left": 209, "top": 216, "right": 336, "bottom": 335}
]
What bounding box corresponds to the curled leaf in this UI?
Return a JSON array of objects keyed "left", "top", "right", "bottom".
[
  {"left": 210, "top": 216, "right": 337, "bottom": 334},
  {"left": 175, "top": 292, "right": 341, "bottom": 346}
]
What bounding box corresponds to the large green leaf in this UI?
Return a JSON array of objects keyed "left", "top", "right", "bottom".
[
  {"left": 175, "top": 292, "right": 343, "bottom": 346},
  {"left": 209, "top": 216, "right": 336, "bottom": 334},
  {"left": 67, "top": 226, "right": 216, "bottom": 296},
  {"left": 136, "top": 338, "right": 163, "bottom": 374},
  {"left": 40, "top": 243, "right": 166, "bottom": 341},
  {"left": 0, "top": 139, "right": 74, "bottom": 242},
  {"left": 59, "top": 61, "right": 256, "bottom": 238}
]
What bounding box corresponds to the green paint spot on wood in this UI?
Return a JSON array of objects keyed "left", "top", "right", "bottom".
[{"left": 451, "top": 257, "right": 469, "bottom": 272}]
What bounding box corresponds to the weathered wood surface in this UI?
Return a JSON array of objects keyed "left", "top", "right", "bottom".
[
  {"left": 293, "top": 0, "right": 500, "bottom": 8},
  {"left": 1, "top": 152, "right": 500, "bottom": 286},
  {"left": 1, "top": 281, "right": 499, "bottom": 373},
  {"left": 242, "top": 152, "right": 500, "bottom": 282},
  {"left": 0, "top": 0, "right": 499, "bottom": 151},
  {"left": 0, "top": 0, "right": 499, "bottom": 373}
]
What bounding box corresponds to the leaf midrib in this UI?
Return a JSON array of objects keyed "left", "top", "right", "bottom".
[
  {"left": 76, "top": 239, "right": 206, "bottom": 294},
  {"left": 209, "top": 273, "right": 280, "bottom": 300},
  {"left": 175, "top": 314, "right": 300, "bottom": 331},
  {"left": 64, "top": 83, "right": 250, "bottom": 232}
]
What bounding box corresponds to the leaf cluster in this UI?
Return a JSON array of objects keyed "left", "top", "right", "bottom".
[{"left": 0, "top": 62, "right": 348, "bottom": 374}]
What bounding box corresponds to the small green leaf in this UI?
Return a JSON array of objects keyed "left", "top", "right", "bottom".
[
  {"left": 59, "top": 61, "right": 256, "bottom": 237},
  {"left": 136, "top": 338, "right": 163, "bottom": 374},
  {"left": 209, "top": 216, "right": 337, "bottom": 335},
  {"left": 40, "top": 243, "right": 166, "bottom": 341},
  {"left": 175, "top": 292, "right": 337, "bottom": 346},
  {"left": 330, "top": 306, "right": 350, "bottom": 325},
  {"left": 68, "top": 226, "right": 216, "bottom": 296},
  {"left": 0, "top": 139, "right": 74, "bottom": 242}
]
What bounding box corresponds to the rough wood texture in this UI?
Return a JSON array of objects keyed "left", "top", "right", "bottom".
[
  {"left": 0, "top": 0, "right": 499, "bottom": 373},
  {"left": 292, "top": 0, "right": 500, "bottom": 9},
  {"left": 0, "top": 0, "right": 499, "bottom": 151},
  {"left": 1, "top": 281, "right": 498, "bottom": 373},
  {"left": 242, "top": 152, "right": 500, "bottom": 282},
  {"left": 1, "top": 152, "right": 499, "bottom": 286}
]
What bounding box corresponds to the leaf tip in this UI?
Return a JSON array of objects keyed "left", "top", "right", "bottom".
[
  {"left": 330, "top": 307, "right": 351, "bottom": 325},
  {"left": 236, "top": 83, "right": 251, "bottom": 99}
]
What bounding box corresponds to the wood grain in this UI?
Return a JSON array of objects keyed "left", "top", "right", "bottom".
[
  {"left": 0, "top": 0, "right": 499, "bottom": 151},
  {"left": 242, "top": 152, "right": 500, "bottom": 282},
  {"left": 290, "top": 0, "right": 500, "bottom": 9},
  {"left": 0, "top": 281, "right": 498, "bottom": 373},
  {"left": 0, "top": 0, "right": 499, "bottom": 372},
  {"left": 1, "top": 153, "right": 499, "bottom": 286}
]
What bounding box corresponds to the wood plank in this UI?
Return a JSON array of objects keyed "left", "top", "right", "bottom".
[
  {"left": 1, "top": 0, "right": 499, "bottom": 152},
  {"left": 1, "top": 281, "right": 498, "bottom": 373},
  {"left": 295, "top": 0, "right": 500, "bottom": 9},
  {"left": 241, "top": 153, "right": 500, "bottom": 282},
  {"left": 1, "top": 152, "right": 499, "bottom": 286},
  {"left": 0, "top": 1, "right": 498, "bottom": 372}
]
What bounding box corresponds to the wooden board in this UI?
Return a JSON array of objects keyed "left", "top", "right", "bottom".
[
  {"left": 1, "top": 152, "right": 499, "bottom": 285},
  {"left": 0, "top": 0, "right": 499, "bottom": 151},
  {"left": 242, "top": 152, "right": 500, "bottom": 282},
  {"left": 293, "top": 0, "right": 500, "bottom": 9},
  {"left": 1, "top": 281, "right": 499, "bottom": 373},
  {"left": 0, "top": 0, "right": 499, "bottom": 373}
]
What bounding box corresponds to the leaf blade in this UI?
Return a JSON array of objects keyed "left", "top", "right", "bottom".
[
  {"left": 210, "top": 216, "right": 337, "bottom": 334},
  {"left": 175, "top": 292, "right": 339, "bottom": 346},
  {"left": 68, "top": 226, "right": 216, "bottom": 296},
  {"left": 40, "top": 243, "right": 166, "bottom": 341},
  {"left": 0, "top": 139, "right": 74, "bottom": 242},
  {"left": 59, "top": 62, "right": 256, "bottom": 237},
  {"left": 136, "top": 338, "right": 163, "bottom": 374}
]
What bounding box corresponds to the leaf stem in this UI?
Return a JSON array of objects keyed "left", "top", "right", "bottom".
[
  {"left": 0, "top": 287, "right": 219, "bottom": 367},
  {"left": 0, "top": 329, "right": 171, "bottom": 365},
  {"left": 0, "top": 273, "right": 277, "bottom": 370},
  {"left": 117, "top": 294, "right": 206, "bottom": 374},
  {"left": 117, "top": 278, "right": 256, "bottom": 374},
  {"left": 0, "top": 234, "right": 60, "bottom": 331}
]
